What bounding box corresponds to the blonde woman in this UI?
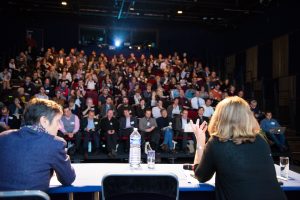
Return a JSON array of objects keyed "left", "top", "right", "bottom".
[{"left": 192, "top": 96, "right": 286, "bottom": 200}]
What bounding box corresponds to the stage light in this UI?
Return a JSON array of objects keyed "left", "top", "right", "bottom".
[
  {"left": 177, "top": 10, "right": 183, "bottom": 14},
  {"left": 129, "top": 46, "right": 132, "bottom": 49},
  {"left": 137, "top": 46, "right": 141, "bottom": 50},
  {"left": 114, "top": 39, "right": 121, "bottom": 47},
  {"left": 61, "top": 1, "right": 67, "bottom": 6}
]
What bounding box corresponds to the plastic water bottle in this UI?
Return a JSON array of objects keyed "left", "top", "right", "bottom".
[
  {"left": 129, "top": 128, "right": 141, "bottom": 168},
  {"left": 88, "top": 141, "right": 92, "bottom": 153}
]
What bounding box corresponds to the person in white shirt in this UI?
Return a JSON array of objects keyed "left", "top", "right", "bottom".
[
  {"left": 191, "top": 91, "right": 205, "bottom": 110},
  {"left": 35, "top": 86, "right": 49, "bottom": 100},
  {"left": 152, "top": 100, "right": 165, "bottom": 118},
  {"left": 202, "top": 98, "right": 214, "bottom": 118}
]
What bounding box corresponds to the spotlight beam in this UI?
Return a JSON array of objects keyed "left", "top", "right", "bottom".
[{"left": 117, "top": 0, "right": 125, "bottom": 19}]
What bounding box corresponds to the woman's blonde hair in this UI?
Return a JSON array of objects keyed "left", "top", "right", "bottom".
[{"left": 208, "top": 96, "right": 260, "bottom": 144}]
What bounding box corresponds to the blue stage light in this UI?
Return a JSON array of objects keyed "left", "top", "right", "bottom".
[{"left": 114, "top": 39, "right": 121, "bottom": 47}]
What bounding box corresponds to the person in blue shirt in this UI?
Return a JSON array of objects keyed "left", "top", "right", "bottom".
[{"left": 260, "top": 111, "right": 287, "bottom": 152}]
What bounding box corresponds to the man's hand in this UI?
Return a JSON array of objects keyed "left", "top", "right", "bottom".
[{"left": 68, "top": 133, "right": 74, "bottom": 138}]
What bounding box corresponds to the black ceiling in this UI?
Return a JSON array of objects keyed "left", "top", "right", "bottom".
[{"left": 2, "top": 0, "right": 278, "bottom": 27}]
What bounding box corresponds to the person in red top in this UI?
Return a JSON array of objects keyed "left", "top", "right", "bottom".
[
  {"left": 56, "top": 80, "right": 69, "bottom": 100},
  {"left": 210, "top": 83, "right": 222, "bottom": 102}
]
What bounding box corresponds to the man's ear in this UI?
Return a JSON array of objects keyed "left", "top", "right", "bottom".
[{"left": 39, "top": 116, "right": 49, "bottom": 129}]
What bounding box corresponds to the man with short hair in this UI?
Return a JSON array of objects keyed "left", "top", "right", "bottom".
[
  {"left": 117, "top": 97, "right": 135, "bottom": 118},
  {"left": 59, "top": 106, "right": 81, "bottom": 154},
  {"left": 81, "top": 110, "right": 101, "bottom": 159},
  {"left": 139, "top": 109, "right": 159, "bottom": 151},
  {"left": 0, "top": 98, "right": 75, "bottom": 191},
  {"left": 202, "top": 98, "right": 214, "bottom": 118},
  {"left": 100, "top": 109, "right": 120, "bottom": 157},
  {"left": 260, "top": 111, "right": 288, "bottom": 152},
  {"left": 100, "top": 96, "right": 116, "bottom": 118},
  {"left": 119, "top": 108, "right": 138, "bottom": 153},
  {"left": 191, "top": 91, "right": 205, "bottom": 110},
  {"left": 0, "top": 105, "right": 19, "bottom": 132},
  {"left": 174, "top": 109, "right": 195, "bottom": 153}
]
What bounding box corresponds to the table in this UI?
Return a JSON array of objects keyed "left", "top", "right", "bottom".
[{"left": 48, "top": 163, "right": 300, "bottom": 200}]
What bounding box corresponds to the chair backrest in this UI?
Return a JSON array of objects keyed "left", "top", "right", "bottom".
[
  {"left": 102, "top": 173, "right": 179, "bottom": 200},
  {"left": 0, "top": 190, "right": 50, "bottom": 200}
]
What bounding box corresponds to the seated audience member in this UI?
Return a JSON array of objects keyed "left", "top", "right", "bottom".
[
  {"left": 117, "top": 96, "right": 135, "bottom": 118},
  {"left": 35, "top": 86, "right": 49, "bottom": 100},
  {"left": 135, "top": 98, "right": 147, "bottom": 118},
  {"left": 178, "top": 89, "right": 191, "bottom": 109},
  {"left": 237, "top": 90, "right": 244, "bottom": 99},
  {"left": 0, "top": 68, "right": 11, "bottom": 90},
  {"left": 167, "top": 98, "right": 183, "bottom": 118},
  {"left": 100, "top": 109, "right": 120, "bottom": 157},
  {"left": 81, "top": 110, "right": 101, "bottom": 159},
  {"left": 72, "top": 89, "right": 85, "bottom": 109},
  {"left": 0, "top": 105, "right": 20, "bottom": 132},
  {"left": 23, "top": 76, "right": 36, "bottom": 97},
  {"left": 43, "top": 78, "right": 55, "bottom": 98},
  {"left": 202, "top": 98, "right": 214, "bottom": 118},
  {"left": 55, "top": 80, "right": 69, "bottom": 100},
  {"left": 100, "top": 96, "right": 116, "bottom": 118},
  {"left": 59, "top": 106, "right": 81, "bottom": 154},
  {"left": 142, "top": 83, "right": 153, "bottom": 107},
  {"left": 98, "top": 87, "right": 110, "bottom": 106},
  {"left": 194, "top": 107, "right": 209, "bottom": 125},
  {"left": 260, "top": 111, "right": 288, "bottom": 152},
  {"left": 250, "top": 100, "right": 264, "bottom": 122},
  {"left": 119, "top": 108, "right": 138, "bottom": 153},
  {"left": 192, "top": 96, "right": 286, "bottom": 200},
  {"left": 8, "top": 97, "right": 24, "bottom": 120},
  {"left": 152, "top": 99, "right": 165, "bottom": 119},
  {"left": 133, "top": 88, "right": 143, "bottom": 105},
  {"left": 227, "top": 85, "right": 236, "bottom": 96},
  {"left": 210, "top": 83, "right": 222, "bottom": 102},
  {"left": 191, "top": 90, "right": 205, "bottom": 110},
  {"left": 52, "top": 90, "right": 66, "bottom": 106},
  {"left": 156, "top": 109, "right": 174, "bottom": 152},
  {"left": 68, "top": 98, "right": 80, "bottom": 116},
  {"left": 173, "top": 109, "right": 195, "bottom": 153},
  {"left": 194, "top": 107, "right": 210, "bottom": 141},
  {"left": 139, "top": 109, "right": 159, "bottom": 151},
  {"left": 82, "top": 97, "right": 100, "bottom": 117},
  {"left": 0, "top": 98, "right": 75, "bottom": 191},
  {"left": 199, "top": 86, "right": 209, "bottom": 99}
]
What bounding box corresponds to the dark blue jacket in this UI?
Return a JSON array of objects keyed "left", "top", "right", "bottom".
[{"left": 0, "top": 127, "right": 76, "bottom": 191}]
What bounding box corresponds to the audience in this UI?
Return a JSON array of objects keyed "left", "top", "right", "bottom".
[{"left": 0, "top": 47, "right": 288, "bottom": 157}]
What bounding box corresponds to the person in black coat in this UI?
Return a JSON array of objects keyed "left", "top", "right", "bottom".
[
  {"left": 173, "top": 109, "right": 195, "bottom": 153},
  {"left": 119, "top": 108, "right": 138, "bottom": 152},
  {"left": 156, "top": 109, "right": 173, "bottom": 152},
  {"left": 117, "top": 97, "right": 135, "bottom": 118},
  {"left": 100, "top": 109, "right": 120, "bottom": 157},
  {"left": 135, "top": 98, "right": 147, "bottom": 118},
  {"left": 80, "top": 109, "right": 101, "bottom": 159},
  {"left": 192, "top": 96, "right": 286, "bottom": 200}
]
